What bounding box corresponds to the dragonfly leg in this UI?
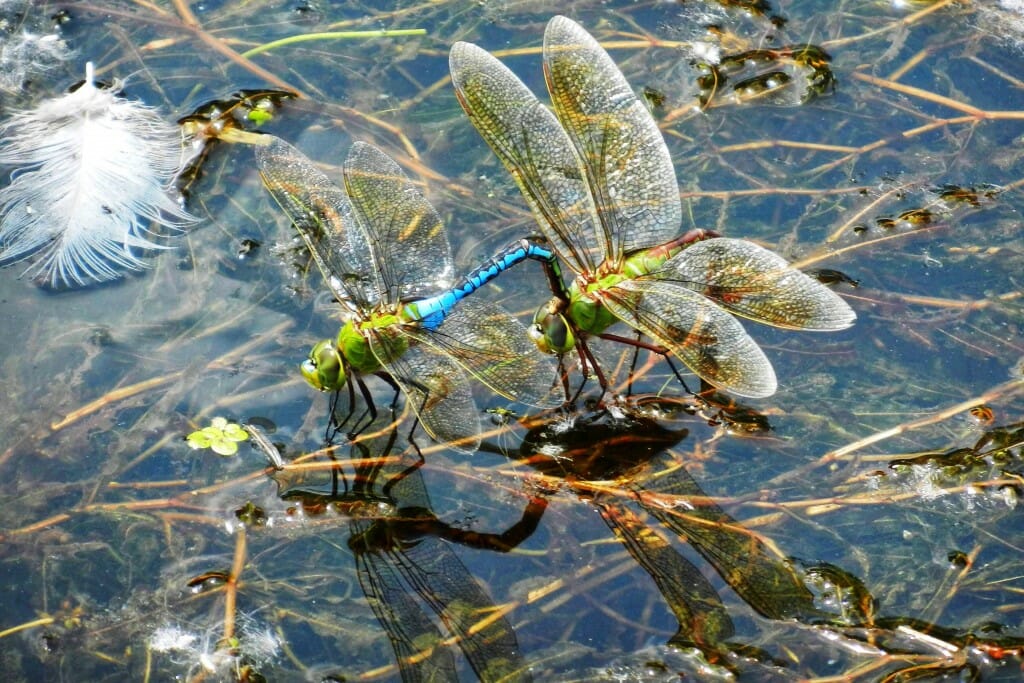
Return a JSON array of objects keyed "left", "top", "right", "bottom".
[
  {"left": 325, "top": 384, "right": 352, "bottom": 444},
  {"left": 555, "top": 355, "right": 572, "bottom": 402},
  {"left": 662, "top": 355, "right": 698, "bottom": 396},
  {"left": 375, "top": 371, "right": 402, "bottom": 411},
  {"left": 597, "top": 332, "right": 699, "bottom": 397},
  {"left": 387, "top": 372, "right": 433, "bottom": 456},
  {"left": 327, "top": 447, "right": 350, "bottom": 498},
  {"left": 625, "top": 329, "right": 644, "bottom": 398},
  {"left": 565, "top": 336, "right": 607, "bottom": 407},
  {"left": 335, "top": 376, "right": 380, "bottom": 444}
]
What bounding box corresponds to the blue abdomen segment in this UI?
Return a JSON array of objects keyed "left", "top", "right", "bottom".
[{"left": 408, "top": 237, "right": 556, "bottom": 330}]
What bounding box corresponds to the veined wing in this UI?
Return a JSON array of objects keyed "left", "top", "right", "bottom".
[
  {"left": 599, "top": 500, "right": 734, "bottom": 650},
  {"left": 658, "top": 238, "right": 857, "bottom": 331},
  {"left": 602, "top": 279, "right": 777, "bottom": 397},
  {"left": 343, "top": 141, "right": 454, "bottom": 303},
  {"left": 402, "top": 298, "right": 562, "bottom": 409},
  {"left": 350, "top": 522, "right": 458, "bottom": 681},
  {"left": 394, "top": 529, "right": 532, "bottom": 683},
  {"left": 449, "top": 41, "right": 603, "bottom": 274},
  {"left": 638, "top": 465, "right": 820, "bottom": 621},
  {"left": 366, "top": 328, "right": 482, "bottom": 453},
  {"left": 544, "top": 16, "right": 681, "bottom": 266},
  {"left": 255, "top": 135, "right": 380, "bottom": 309}
]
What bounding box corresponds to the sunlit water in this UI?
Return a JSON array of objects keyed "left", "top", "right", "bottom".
[{"left": 0, "top": 1, "right": 1022, "bottom": 680}]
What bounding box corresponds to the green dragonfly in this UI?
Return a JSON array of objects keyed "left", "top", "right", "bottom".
[
  {"left": 256, "top": 136, "right": 560, "bottom": 451},
  {"left": 449, "top": 16, "right": 856, "bottom": 398}
]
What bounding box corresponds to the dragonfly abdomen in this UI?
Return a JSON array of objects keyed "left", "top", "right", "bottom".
[
  {"left": 406, "top": 237, "right": 557, "bottom": 331},
  {"left": 622, "top": 230, "right": 721, "bottom": 279}
]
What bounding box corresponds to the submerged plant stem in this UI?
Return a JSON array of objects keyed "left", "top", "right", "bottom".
[{"left": 241, "top": 29, "right": 427, "bottom": 59}]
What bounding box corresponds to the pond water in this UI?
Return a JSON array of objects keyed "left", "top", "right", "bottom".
[{"left": 0, "top": 1, "right": 1022, "bottom": 681}]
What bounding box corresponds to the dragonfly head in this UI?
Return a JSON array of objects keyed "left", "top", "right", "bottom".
[
  {"left": 301, "top": 339, "right": 347, "bottom": 391},
  {"left": 529, "top": 302, "right": 575, "bottom": 355}
]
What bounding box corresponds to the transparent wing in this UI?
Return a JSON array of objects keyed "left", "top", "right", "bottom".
[
  {"left": 255, "top": 135, "right": 380, "bottom": 308},
  {"left": 599, "top": 500, "right": 734, "bottom": 650},
  {"left": 396, "top": 531, "right": 530, "bottom": 682},
  {"left": 638, "top": 465, "right": 820, "bottom": 622},
  {"left": 603, "top": 280, "right": 778, "bottom": 397},
  {"left": 402, "top": 298, "right": 562, "bottom": 409},
  {"left": 658, "top": 238, "right": 857, "bottom": 331},
  {"left": 344, "top": 141, "right": 454, "bottom": 302},
  {"left": 351, "top": 525, "right": 458, "bottom": 681},
  {"left": 366, "top": 328, "right": 482, "bottom": 453},
  {"left": 544, "top": 16, "right": 682, "bottom": 266},
  {"left": 450, "top": 40, "right": 603, "bottom": 274}
]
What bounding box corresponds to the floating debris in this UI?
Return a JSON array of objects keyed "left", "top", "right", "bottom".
[
  {"left": 243, "top": 422, "right": 286, "bottom": 469},
  {"left": 879, "top": 420, "right": 1024, "bottom": 513},
  {"left": 931, "top": 183, "right": 1001, "bottom": 208},
  {"left": 0, "top": 62, "right": 195, "bottom": 287},
  {"left": 807, "top": 268, "right": 861, "bottom": 288},
  {"left": 696, "top": 45, "right": 834, "bottom": 108},
  {"left": 0, "top": 1, "right": 72, "bottom": 95},
  {"left": 177, "top": 89, "right": 294, "bottom": 198}
]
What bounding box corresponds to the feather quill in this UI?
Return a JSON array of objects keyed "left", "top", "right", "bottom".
[{"left": 0, "top": 62, "right": 195, "bottom": 287}]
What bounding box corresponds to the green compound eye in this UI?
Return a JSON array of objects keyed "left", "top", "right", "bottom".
[
  {"left": 301, "top": 339, "right": 346, "bottom": 391},
  {"left": 529, "top": 305, "right": 575, "bottom": 355}
]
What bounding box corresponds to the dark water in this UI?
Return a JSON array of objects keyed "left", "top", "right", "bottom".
[{"left": 0, "top": 1, "right": 1022, "bottom": 680}]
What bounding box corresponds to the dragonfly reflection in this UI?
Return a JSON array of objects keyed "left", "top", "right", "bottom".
[
  {"left": 278, "top": 422, "right": 542, "bottom": 682},
  {"left": 450, "top": 16, "right": 855, "bottom": 398},
  {"left": 490, "top": 403, "right": 822, "bottom": 664}
]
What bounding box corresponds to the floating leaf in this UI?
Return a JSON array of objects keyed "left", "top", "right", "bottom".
[{"left": 186, "top": 417, "right": 249, "bottom": 457}]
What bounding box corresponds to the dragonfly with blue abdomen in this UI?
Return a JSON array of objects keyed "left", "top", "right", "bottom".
[
  {"left": 255, "top": 135, "right": 561, "bottom": 451},
  {"left": 449, "top": 16, "right": 856, "bottom": 398}
]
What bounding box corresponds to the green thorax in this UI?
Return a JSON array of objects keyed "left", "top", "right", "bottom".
[
  {"left": 566, "top": 274, "right": 621, "bottom": 336},
  {"left": 566, "top": 247, "right": 678, "bottom": 335},
  {"left": 337, "top": 314, "right": 409, "bottom": 374}
]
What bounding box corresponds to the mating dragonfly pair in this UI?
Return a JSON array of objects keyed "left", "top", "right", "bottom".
[{"left": 256, "top": 16, "right": 855, "bottom": 453}]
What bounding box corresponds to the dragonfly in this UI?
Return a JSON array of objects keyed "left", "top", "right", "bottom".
[
  {"left": 449, "top": 16, "right": 856, "bottom": 398},
  {"left": 255, "top": 135, "right": 561, "bottom": 451}
]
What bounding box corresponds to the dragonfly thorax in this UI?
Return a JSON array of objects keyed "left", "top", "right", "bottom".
[{"left": 567, "top": 283, "right": 619, "bottom": 337}]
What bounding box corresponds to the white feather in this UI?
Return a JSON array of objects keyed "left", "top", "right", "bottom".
[{"left": 0, "top": 62, "right": 195, "bottom": 287}]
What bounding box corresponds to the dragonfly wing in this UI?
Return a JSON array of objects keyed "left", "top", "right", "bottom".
[
  {"left": 403, "top": 298, "right": 562, "bottom": 409},
  {"left": 344, "top": 142, "right": 454, "bottom": 301},
  {"left": 660, "top": 238, "right": 857, "bottom": 331},
  {"left": 638, "top": 467, "right": 820, "bottom": 621},
  {"left": 393, "top": 529, "right": 531, "bottom": 682},
  {"left": 604, "top": 279, "right": 777, "bottom": 397},
  {"left": 599, "top": 500, "right": 735, "bottom": 649},
  {"left": 544, "top": 16, "right": 682, "bottom": 263},
  {"left": 350, "top": 523, "right": 458, "bottom": 681},
  {"left": 367, "top": 328, "right": 482, "bottom": 453},
  {"left": 255, "top": 135, "right": 379, "bottom": 308},
  {"left": 450, "top": 40, "right": 603, "bottom": 273}
]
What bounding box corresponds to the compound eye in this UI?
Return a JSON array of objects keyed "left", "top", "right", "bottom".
[
  {"left": 300, "top": 340, "right": 346, "bottom": 391},
  {"left": 530, "top": 307, "right": 574, "bottom": 355}
]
